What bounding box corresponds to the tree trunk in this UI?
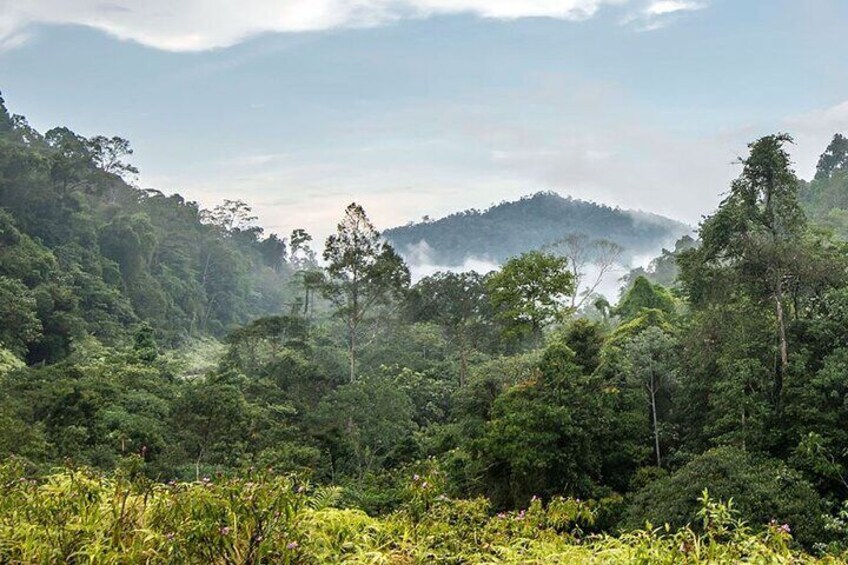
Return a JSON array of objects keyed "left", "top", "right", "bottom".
[
  {"left": 774, "top": 282, "right": 788, "bottom": 400},
  {"left": 458, "top": 326, "right": 468, "bottom": 387},
  {"left": 649, "top": 380, "right": 661, "bottom": 468},
  {"left": 349, "top": 329, "right": 356, "bottom": 382}
]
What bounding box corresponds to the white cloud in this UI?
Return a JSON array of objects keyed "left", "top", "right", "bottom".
[
  {"left": 644, "top": 0, "right": 704, "bottom": 17},
  {"left": 621, "top": 0, "right": 706, "bottom": 31},
  {"left": 0, "top": 0, "right": 627, "bottom": 52}
]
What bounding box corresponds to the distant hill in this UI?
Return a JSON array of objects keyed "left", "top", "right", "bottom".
[{"left": 383, "top": 191, "right": 691, "bottom": 268}]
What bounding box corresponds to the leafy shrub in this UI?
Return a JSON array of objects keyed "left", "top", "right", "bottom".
[
  {"left": 0, "top": 459, "right": 836, "bottom": 564},
  {"left": 623, "top": 446, "right": 828, "bottom": 547}
]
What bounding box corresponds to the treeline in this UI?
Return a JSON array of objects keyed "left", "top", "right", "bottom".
[
  {"left": 0, "top": 91, "right": 295, "bottom": 363},
  {"left": 5, "top": 93, "right": 848, "bottom": 554}
]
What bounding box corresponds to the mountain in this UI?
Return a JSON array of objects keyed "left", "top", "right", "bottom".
[{"left": 383, "top": 191, "right": 692, "bottom": 268}]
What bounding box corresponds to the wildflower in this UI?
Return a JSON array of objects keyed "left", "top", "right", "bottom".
[
  {"left": 421, "top": 481, "right": 428, "bottom": 488},
  {"left": 779, "top": 523, "right": 791, "bottom": 535},
  {"left": 413, "top": 474, "right": 420, "bottom": 481},
  {"left": 497, "top": 512, "right": 507, "bottom": 519},
  {"left": 220, "top": 526, "right": 230, "bottom": 535},
  {"left": 165, "top": 532, "right": 175, "bottom": 541},
  {"left": 297, "top": 485, "right": 306, "bottom": 493},
  {"left": 287, "top": 541, "right": 299, "bottom": 550},
  {"left": 530, "top": 495, "right": 538, "bottom": 502},
  {"left": 201, "top": 476, "right": 211, "bottom": 484}
]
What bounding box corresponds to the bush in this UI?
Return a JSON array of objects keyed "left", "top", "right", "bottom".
[
  {"left": 623, "top": 446, "right": 828, "bottom": 547},
  {"left": 0, "top": 459, "right": 836, "bottom": 564}
]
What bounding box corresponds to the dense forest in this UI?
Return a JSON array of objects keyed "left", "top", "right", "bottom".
[
  {"left": 383, "top": 191, "right": 690, "bottom": 267},
  {"left": 5, "top": 91, "right": 848, "bottom": 561}
]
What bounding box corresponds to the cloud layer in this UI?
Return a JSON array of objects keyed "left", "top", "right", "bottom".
[{"left": 0, "top": 0, "right": 694, "bottom": 51}]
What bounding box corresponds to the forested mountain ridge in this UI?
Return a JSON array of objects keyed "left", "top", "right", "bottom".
[
  {"left": 0, "top": 93, "right": 293, "bottom": 363},
  {"left": 384, "top": 191, "right": 691, "bottom": 266}
]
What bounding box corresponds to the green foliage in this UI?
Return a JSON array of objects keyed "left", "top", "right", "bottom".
[
  {"left": 476, "top": 338, "right": 620, "bottom": 507},
  {"left": 0, "top": 99, "right": 295, "bottom": 353},
  {"left": 624, "top": 447, "right": 827, "bottom": 547},
  {"left": 487, "top": 251, "right": 574, "bottom": 343},
  {"left": 615, "top": 276, "right": 676, "bottom": 321},
  {"left": 8, "top": 95, "right": 848, "bottom": 556},
  {"left": 322, "top": 202, "right": 411, "bottom": 381},
  {"left": 0, "top": 462, "right": 832, "bottom": 564},
  {"left": 313, "top": 373, "right": 418, "bottom": 477}
]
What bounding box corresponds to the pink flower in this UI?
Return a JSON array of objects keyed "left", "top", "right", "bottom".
[
  {"left": 287, "top": 541, "right": 299, "bottom": 550},
  {"left": 220, "top": 526, "right": 230, "bottom": 535},
  {"left": 779, "top": 523, "right": 791, "bottom": 535}
]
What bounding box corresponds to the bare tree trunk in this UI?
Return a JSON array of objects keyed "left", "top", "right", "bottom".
[
  {"left": 349, "top": 329, "right": 356, "bottom": 382},
  {"left": 649, "top": 377, "right": 661, "bottom": 468}
]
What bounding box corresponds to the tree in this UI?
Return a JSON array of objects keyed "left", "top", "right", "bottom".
[
  {"left": 815, "top": 133, "right": 848, "bottom": 180},
  {"left": 201, "top": 200, "right": 259, "bottom": 235},
  {"left": 545, "top": 234, "right": 622, "bottom": 309},
  {"left": 132, "top": 323, "right": 158, "bottom": 363},
  {"left": 322, "top": 203, "right": 410, "bottom": 381},
  {"left": 680, "top": 134, "right": 806, "bottom": 399},
  {"left": 0, "top": 276, "right": 42, "bottom": 357},
  {"left": 87, "top": 135, "right": 138, "bottom": 180},
  {"left": 615, "top": 276, "right": 676, "bottom": 321},
  {"left": 407, "top": 271, "right": 494, "bottom": 385},
  {"left": 0, "top": 91, "right": 13, "bottom": 134},
  {"left": 623, "top": 326, "right": 677, "bottom": 467},
  {"left": 313, "top": 374, "right": 417, "bottom": 478},
  {"left": 172, "top": 378, "right": 251, "bottom": 479},
  {"left": 477, "top": 338, "right": 612, "bottom": 506},
  {"left": 486, "top": 251, "right": 574, "bottom": 344},
  {"left": 560, "top": 318, "right": 605, "bottom": 374},
  {"left": 288, "top": 228, "right": 321, "bottom": 319},
  {"left": 289, "top": 228, "right": 317, "bottom": 268},
  {"left": 623, "top": 447, "right": 826, "bottom": 547}
]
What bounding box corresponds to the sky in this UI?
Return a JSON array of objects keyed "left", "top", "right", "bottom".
[{"left": 1, "top": 0, "right": 848, "bottom": 242}]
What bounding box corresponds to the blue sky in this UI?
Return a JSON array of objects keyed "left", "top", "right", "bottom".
[{"left": 1, "top": 0, "right": 847, "bottom": 240}]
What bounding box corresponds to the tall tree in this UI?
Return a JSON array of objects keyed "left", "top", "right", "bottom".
[
  {"left": 322, "top": 203, "right": 410, "bottom": 381},
  {"left": 87, "top": 135, "right": 138, "bottom": 180},
  {"left": 487, "top": 251, "right": 574, "bottom": 344},
  {"left": 407, "top": 271, "right": 494, "bottom": 386},
  {"left": 623, "top": 326, "right": 677, "bottom": 468},
  {"left": 680, "top": 134, "right": 806, "bottom": 399},
  {"left": 545, "top": 234, "right": 622, "bottom": 309},
  {"left": 815, "top": 133, "right": 848, "bottom": 180}
]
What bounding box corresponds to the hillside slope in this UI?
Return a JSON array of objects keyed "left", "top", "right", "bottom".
[
  {"left": 0, "top": 93, "right": 292, "bottom": 362},
  {"left": 383, "top": 192, "right": 691, "bottom": 267}
]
